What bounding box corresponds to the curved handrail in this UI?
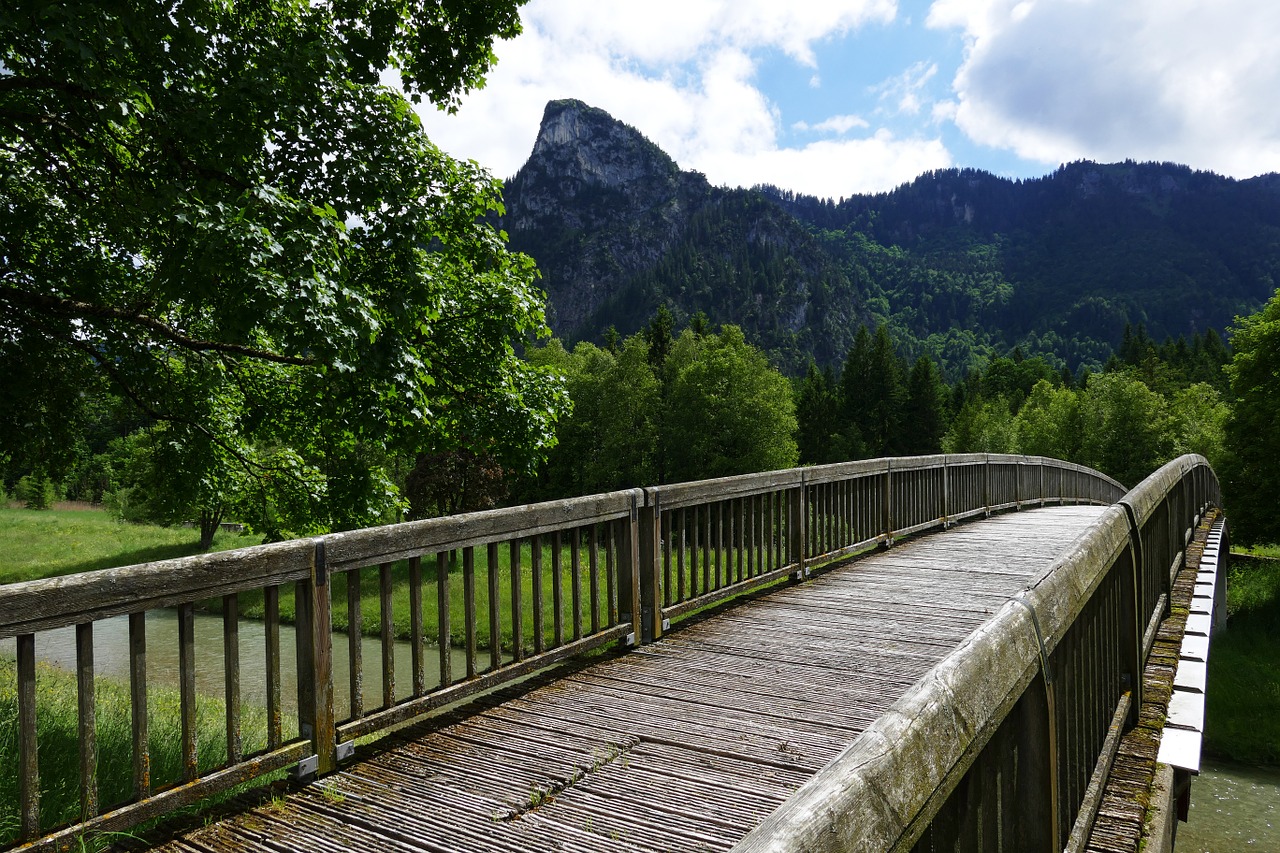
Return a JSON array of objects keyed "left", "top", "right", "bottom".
[{"left": 733, "top": 454, "right": 1220, "bottom": 852}]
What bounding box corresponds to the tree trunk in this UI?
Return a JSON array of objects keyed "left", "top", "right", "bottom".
[{"left": 199, "top": 507, "right": 223, "bottom": 551}]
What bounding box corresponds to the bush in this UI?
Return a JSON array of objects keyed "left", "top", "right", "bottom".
[{"left": 15, "top": 473, "right": 55, "bottom": 511}]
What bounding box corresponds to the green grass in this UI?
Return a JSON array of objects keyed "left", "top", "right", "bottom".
[
  {"left": 0, "top": 658, "right": 294, "bottom": 847},
  {"left": 0, "top": 506, "right": 257, "bottom": 585},
  {"left": 1204, "top": 554, "right": 1280, "bottom": 764}
]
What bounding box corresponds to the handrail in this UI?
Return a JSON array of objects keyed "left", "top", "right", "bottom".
[
  {"left": 0, "top": 455, "right": 1128, "bottom": 850},
  {"left": 733, "top": 454, "right": 1221, "bottom": 853}
]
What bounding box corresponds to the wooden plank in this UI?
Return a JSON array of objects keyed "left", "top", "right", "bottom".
[
  {"left": 129, "top": 612, "right": 151, "bottom": 797},
  {"left": 437, "top": 551, "right": 452, "bottom": 689},
  {"left": 531, "top": 538, "right": 544, "bottom": 656},
  {"left": 178, "top": 602, "right": 198, "bottom": 782},
  {"left": 552, "top": 533, "right": 564, "bottom": 648},
  {"left": 511, "top": 541, "right": 524, "bottom": 663},
  {"left": 409, "top": 556, "right": 425, "bottom": 696},
  {"left": 323, "top": 491, "right": 636, "bottom": 570},
  {"left": 347, "top": 567, "right": 363, "bottom": 720},
  {"left": 77, "top": 622, "right": 98, "bottom": 819},
  {"left": 381, "top": 562, "right": 396, "bottom": 707},
  {"left": 223, "top": 594, "right": 242, "bottom": 764},
  {"left": 264, "top": 586, "right": 282, "bottom": 750},
  {"left": 571, "top": 529, "right": 583, "bottom": 642},
  {"left": 463, "top": 547, "right": 477, "bottom": 680},
  {"left": 0, "top": 539, "right": 315, "bottom": 638}
]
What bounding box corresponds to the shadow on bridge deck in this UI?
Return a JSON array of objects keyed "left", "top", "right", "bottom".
[{"left": 136, "top": 506, "right": 1107, "bottom": 853}]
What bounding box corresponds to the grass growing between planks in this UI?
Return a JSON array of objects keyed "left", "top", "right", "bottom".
[
  {"left": 1204, "top": 554, "right": 1280, "bottom": 764},
  {"left": 0, "top": 506, "right": 257, "bottom": 584},
  {"left": 0, "top": 658, "right": 294, "bottom": 847}
]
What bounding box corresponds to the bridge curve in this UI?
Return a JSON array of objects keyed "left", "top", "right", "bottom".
[
  {"left": 0, "top": 454, "right": 1221, "bottom": 853},
  {"left": 136, "top": 507, "right": 1108, "bottom": 852}
]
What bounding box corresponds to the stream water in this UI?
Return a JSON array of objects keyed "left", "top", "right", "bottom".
[
  {"left": 1178, "top": 759, "right": 1280, "bottom": 851},
  {"left": 0, "top": 609, "right": 473, "bottom": 722}
]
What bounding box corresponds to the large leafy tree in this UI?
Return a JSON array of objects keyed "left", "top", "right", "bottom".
[
  {"left": 0, "top": 0, "right": 567, "bottom": 534},
  {"left": 1223, "top": 290, "right": 1280, "bottom": 544}
]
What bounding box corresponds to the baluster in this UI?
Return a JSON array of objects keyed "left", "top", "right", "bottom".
[
  {"left": 531, "top": 537, "right": 545, "bottom": 655},
  {"left": 463, "top": 547, "right": 477, "bottom": 679},
  {"left": 487, "top": 544, "right": 502, "bottom": 671},
  {"left": 511, "top": 540, "right": 524, "bottom": 661},
  {"left": 264, "top": 587, "right": 282, "bottom": 749},
  {"left": 17, "top": 633, "right": 39, "bottom": 841},
  {"left": 589, "top": 526, "right": 601, "bottom": 635},
  {"left": 571, "top": 529, "right": 583, "bottom": 641},
  {"left": 410, "top": 556, "right": 425, "bottom": 696},
  {"left": 380, "top": 562, "right": 396, "bottom": 706},
  {"left": 347, "top": 567, "right": 363, "bottom": 719},
  {"left": 437, "top": 551, "right": 452, "bottom": 688},
  {"left": 130, "top": 613, "right": 151, "bottom": 796},
  {"left": 223, "top": 594, "right": 242, "bottom": 764},
  {"left": 77, "top": 622, "right": 98, "bottom": 819}
]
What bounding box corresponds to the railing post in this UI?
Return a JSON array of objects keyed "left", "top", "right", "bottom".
[
  {"left": 882, "top": 462, "right": 894, "bottom": 543},
  {"left": 942, "top": 457, "right": 950, "bottom": 528},
  {"left": 618, "top": 490, "right": 644, "bottom": 645},
  {"left": 789, "top": 474, "right": 807, "bottom": 578},
  {"left": 983, "top": 454, "right": 992, "bottom": 517},
  {"left": 295, "top": 541, "right": 337, "bottom": 778},
  {"left": 638, "top": 492, "right": 663, "bottom": 643}
]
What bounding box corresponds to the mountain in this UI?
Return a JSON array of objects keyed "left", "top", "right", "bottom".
[{"left": 501, "top": 99, "right": 1280, "bottom": 375}]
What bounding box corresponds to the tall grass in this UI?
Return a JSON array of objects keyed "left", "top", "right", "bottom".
[
  {"left": 0, "top": 658, "right": 292, "bottom": 846},
  {"left": 1205, "top": 555, "right": 1280, "bottom": 764}
]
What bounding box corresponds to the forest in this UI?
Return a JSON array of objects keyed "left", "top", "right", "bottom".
[{"left": 12, "top": 292, "right": 1279, "bottom": 549}]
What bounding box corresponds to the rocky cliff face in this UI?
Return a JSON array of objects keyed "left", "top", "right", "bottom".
[
  {"left": 501, "top": 100, "right": 869, "bottom": 366},
  {"left": 502, "top": 100, "right": 712, "bottom": 335}
]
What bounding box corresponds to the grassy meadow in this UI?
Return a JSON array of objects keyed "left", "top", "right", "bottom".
[
  {"left": 0, "top": 505, "right": 255, "bottom": 585},
  {"left": 1204, "top": 553, "right": 1280, "bottom": 764}
]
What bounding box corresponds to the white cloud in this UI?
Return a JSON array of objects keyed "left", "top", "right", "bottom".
[
  {"left": 416, "top": 0, "right": 953, "bottom": 195},
  {"left": 794, "top": 114, "right": 872, "bottom": 135},
  {"left": 872, "top": 61, "right": 939, "bottom": 117},
  {"left": 927, "top": 0, "right": 1280, "bottom": 177}
]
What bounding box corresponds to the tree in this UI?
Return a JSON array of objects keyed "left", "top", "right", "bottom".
[
  {"left": 902, "top": 356, "right": 946, "bottom": 455},
  {"left": 1223, "top": 290, "right": 1280, "bottom": 543},
  {"left": 840, "top": 324, "right": 905, "bottom": 458},
  {"left": 1, "top": 0, "right": 566, "bottom": 539},
  {"left": 795, "top": 361, "right": 843, "bottom": 464},
  {"left": 1015, "top": 380, "right": 1083, "bottom": 461},
  {"left": 1078, "top": 373, "right": 1170, "bottom": 487},
  {"left": 662, "top": 327, "right": 797, "bottom": 482}
]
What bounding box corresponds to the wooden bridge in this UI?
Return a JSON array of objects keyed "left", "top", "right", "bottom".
[{"left": 0, "top": 454, "right": 1226, "bottom": 852}]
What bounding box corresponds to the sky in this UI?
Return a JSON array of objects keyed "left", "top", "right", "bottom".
[{"left": 417, "top": 0, "right": 1280, "bottom": 198}]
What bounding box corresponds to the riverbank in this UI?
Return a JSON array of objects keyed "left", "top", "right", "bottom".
[{"left": 1204, "top": 552, "right": 1280, "bottom": 764}]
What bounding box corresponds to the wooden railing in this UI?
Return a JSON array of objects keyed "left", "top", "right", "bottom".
[
  {"left": 736, "top": 454, "right": 1221, "bottom": 853},
  {"left": 0, "top": 454, "right": 1123, "bottom": 850}
]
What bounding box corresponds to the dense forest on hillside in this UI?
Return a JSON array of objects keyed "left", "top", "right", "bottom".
[{"left": 502, "top": 101, "right": 1280, "bottom": 379}]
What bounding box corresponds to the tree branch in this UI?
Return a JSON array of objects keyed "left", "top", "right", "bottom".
[{"left": 2, "top": 286, "right": 319, "bottom": 366}]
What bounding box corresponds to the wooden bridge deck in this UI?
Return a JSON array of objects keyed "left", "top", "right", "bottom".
[{"left": 138, "top": 506, "right": 1107, "bottom": 853}]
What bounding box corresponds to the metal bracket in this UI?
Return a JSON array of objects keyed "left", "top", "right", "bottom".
[
  {"left": 291, "top": 754, "right": 319, "bottom": 782},
  {"left": 336, "top": 740, "right": 356, "bottom": 762},
  {"left": 624, "top": 632, "right": 637, "bottom": 646},
  {"left": 662, "top": 619, "right": 671, "bottom": 631}
]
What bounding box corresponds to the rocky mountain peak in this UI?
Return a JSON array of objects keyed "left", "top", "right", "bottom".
[{"left": 527, "top": 99, "right": 680, "bottom": 191}]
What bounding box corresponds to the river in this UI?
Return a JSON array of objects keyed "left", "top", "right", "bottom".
[{"left": 1178, "top": 759, "right": 1280, "bottom": 851}]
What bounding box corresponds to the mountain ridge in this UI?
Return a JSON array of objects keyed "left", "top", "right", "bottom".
[{"left": 500, "top": 99, "right": 1280, "bottom": 375}]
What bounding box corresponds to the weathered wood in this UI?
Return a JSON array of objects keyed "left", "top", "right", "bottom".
[
  {"left": 0, "top": 539, "right": 315, "bottom": 639},
  {"left": 463, "top": 547, "right": 477, "bottom": 679},
  {"left": 588, "top": 525, "right": 601, "bottom": 635},
  {"left": 409, "top": 556, "right": 425, "bottom": 695},
  {"left": 307, "top": 542, "right": 337, "bottom": 775},
  {"left": 486, "top": 544, "right": 501, "bottom": 673},
  {"left": 223, "top": 594, "right": 242, "bottom": 764},
  {"left": 178, "top": 602, "right": 198, "bottom": 782},
  {"left": 17, "top": 632, "right": 40, "bottom": 840},
  {"left": 264, "top": 586, "right": 282, "bottom": 750},
  {"left": 570, "top": 528, "right": 583, "bottom": 642},
  {"left": 129, "top": 611, "right": 151, "bottom": 798},
  {"left": 347, "top": 567, "right": 363, "bottom": 720},
  {"left": 437, "top": 552, "right": 452, "bottom": 688},
  {"left": 552, "top": 533, "right": 564, "bottom": 648},
  {"left": 323, "top": 490, "right": 637, "bottom": 570},
  {"left": 530, "top": 538, "right": 544, "bottom": 656},
  {"left": 77, "top": 622, "right": 98, "bottom": 819},
  {"left": 381, "top": 562, "right": 396, "bottom": 706},
  {"left": 509, "top": 541, "right": 523, "bottom": 663}
]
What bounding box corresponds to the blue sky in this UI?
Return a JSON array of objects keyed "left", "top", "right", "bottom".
[{"left": 418, "top": 0, "right": 1280, "bottom": 197}]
